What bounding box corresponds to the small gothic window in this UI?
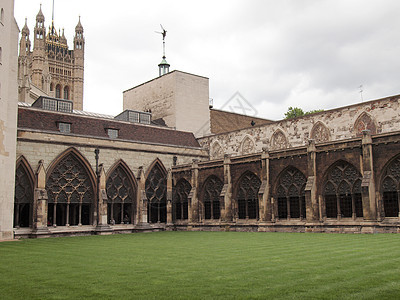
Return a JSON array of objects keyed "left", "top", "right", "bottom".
[
  {"left": 237, "top": 172, "right": 261, "bottom": 219},
  {"left": 63, "top": 86, "right": 69, "bottom": 100},
  {"left": 14, "top": 162, "right": 34, "bottom": 228},
  {"left": 173, "top": 179, "right": 191, "bottom": 220},
  {"left": 56, "top": 84, "right": 61, "bottom": 98},
  {"left": 275, "top": 167, "right": 306, "bottom": 220},
  {"left": 203, "top": 176, "right": 223, "bottom": 220},
  {"left": 46, "top": 151, "right": 94, "bottom": 226},
  {"left": 323, "top": 161, "right": 362, "bottom": 219},
  {"left": 145, "top": 163, "right": 167, "bottom": 223},
  {"left": 106, "top": 164, "right": 136, "bottom": 224}
]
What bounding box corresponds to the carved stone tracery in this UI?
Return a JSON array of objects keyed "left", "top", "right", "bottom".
[
  {"left": 203, "top": 176, "right": 223, "bottom": 220},
  {"left": 310, "top": 122, "right": 330, "bottom": 143},
  {"left": 145, "top": 163, "right": 167, "bottom": 223},
  {"left": 173, "top": 179, "right": 191, "bottom": 220},
  {"left": 270, "top": 130, "right": 288, "bottom": 151},
  {"left": 237, "top": 172, "right": 261, "bottom": 219},
  {"left": 241, "top": 136, "right": 255, "bottom": 155}
]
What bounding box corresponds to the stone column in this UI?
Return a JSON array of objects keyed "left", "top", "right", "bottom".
[
  {"left": 32, "top": 160, "right": 50, "bottom": 235},
  {"left": 220, "top": 154, "right": 233, "bottom": 222},
  {"left": 189, "top": 160, "right": 199, "bottom": 223},
  {"left": 166, "top": 169, "right": 173, "bottom": 226},
  {"left": 259, "top": 148, "right": 271, "bottom": 221},
  {"left": 96, "top": 164, "right": 112, "bottom": 234},
  {"left": 136, "top": 166, "right": 149, "bottom": 227},
  {"left": 361, "top": 130, "right": 376, "bottom": 220},
  {"left": 305, "top": 140, "right": 318, "bottom": 222}
]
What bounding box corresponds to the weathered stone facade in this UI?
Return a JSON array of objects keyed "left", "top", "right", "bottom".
[{"left": 198, "top": 95, "right": 400, "bottom": 158}]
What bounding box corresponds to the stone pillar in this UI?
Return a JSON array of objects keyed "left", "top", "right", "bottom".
[
  {"left": 361, "top": 130, "right": 376, "bottom": 220},
  {"left": 136, "top": 166, "right": 149, "bottom": 227},
  {"left": 259, "top": 148, "right": 271, "bottom": 221},
  {"left": 32, "top": 160, "right": 50, "bottom": 235},
  {"left": 220, "top": 154, "right": 233, "bottom": 222},
  {"left": 96, "top": 164, "right": 112, "bottom": 234},
  {"left": 305, "top": 140, "right": 318, "bottom": 221},
  {"left": 189, "top": 160, "right": 199, "bottom": 223},
  {"left": 166, "top": 169, "right": 173, "bottom": 226}
]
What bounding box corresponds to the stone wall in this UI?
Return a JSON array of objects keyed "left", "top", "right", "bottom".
[
  {"left": 0, "top": 0, "right": 19, "bottom": 240},
  {"left": 199, "top": 95, "right": 400, "bottom": 159}
]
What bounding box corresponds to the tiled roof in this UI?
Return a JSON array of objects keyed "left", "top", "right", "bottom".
[{"left": 17, "top": 106, "right": 201, "bottom": 148}]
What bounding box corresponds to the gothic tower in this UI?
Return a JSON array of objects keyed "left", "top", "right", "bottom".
[{"left": 17, "top": 5, "right": 85, "bottom": 110}]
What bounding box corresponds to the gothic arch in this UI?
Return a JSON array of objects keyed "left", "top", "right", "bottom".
[
  {"left": 270, "top": 129, "right": 288, "bottom": 151},
  {"left": 310, "top": 121, "right": 331, "bottom": 143},
  {"left": 106, "top": 160, "right": 137, "bottom": 225},
  {"left": 235, "top": 171, "right": 261, "bottom": 219},
  {"left": 14, "top": 156, "right": 35, "bottom": 228},
  {"left": 145, "top": 158, "right": 167, "bottom": 223},
  {"left": 173, "top": 178, "right": 192, "bottom": 221},
  {"left": 46, "top": 147, "right": 96, "bottom": 226},
  {"left": 201, "top": 175, "right": 223, "bottom": 220},
  {"left": 274, "top": 166, "right": 306, "bottom": 220},
  {"left": 353, "top": 112, "right": 377, "bottom": 136},
  {"left": 210, "top": 141, "right": 224, "bottom": 160},
  {"left": 322, "top": 160, "right": 363, "bottom": 219},
  {"left": 240, "top": 135, "right": 255, "bottom": 155},
  {"left": 380, "top": 154, "right": 400, "bottom": 218}
]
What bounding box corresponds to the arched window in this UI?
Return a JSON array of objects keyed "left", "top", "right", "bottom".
[
  {"left": 14, "top": 159, "right": 34, "bottom": 228},
  {"left": 202, "top": 176, "right": 223, "bottom": 220},
  {"left": 46, "top": 150, "right": 95, "bottom": 226},
  {"left": 50, "top": 83, "right": 54, "bottom": 91},
  {"left": 145, "top": 162, "right": 167, "bottom": 223},
  {"left": 236, "top": 172, "right": 261, "bottom": 219},
  {"left": 173, "top": 179, "right": 191, "bottom": 220},
  {"left": 63, "top": 86, "right": 69, "bottom": 100},
  {"left": 55, "top": 84, "right": 61, "bottom": 98},
  {"left": 381, "top": 155, "right": 400, "bottom": 218},
  {"left": 275, "top": 167, "right": 306, "bottom": 220},
  {"left": 106, "top": 162, "right": 136, "bottom": 225},
  {"left": 323, "top": 161, "right": 363, "bottom": 219}
]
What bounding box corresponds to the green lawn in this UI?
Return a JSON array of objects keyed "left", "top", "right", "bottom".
[{"left": 1, "top": 232, "right": 400, "bottom": 299}]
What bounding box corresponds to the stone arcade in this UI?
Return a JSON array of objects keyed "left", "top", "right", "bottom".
[{"left": 2, "top": 1, "right": 400, "bottom": 240}]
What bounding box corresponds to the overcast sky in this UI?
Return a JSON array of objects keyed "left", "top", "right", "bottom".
[{"left": 14, "top": 0, "right": 400, "bottom": 120}]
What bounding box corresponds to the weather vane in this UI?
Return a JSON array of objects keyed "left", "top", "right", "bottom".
[{"left": 155, "top": 24, "right": 167, "bottom": 58}]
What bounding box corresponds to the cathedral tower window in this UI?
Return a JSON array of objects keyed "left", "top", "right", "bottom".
[
  {"left": 63, "top": 86, "right": 69, "bottom": 100},
  {"left": 173, "top": 179, "right": 191, "bottom": 220},
  {"left": 55, "top": 84, "right": 61, "bottom": 98}
]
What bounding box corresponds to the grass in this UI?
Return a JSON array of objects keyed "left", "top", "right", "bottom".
[{"left": 0, "top": 232, "right": 400, "bottom": 299}]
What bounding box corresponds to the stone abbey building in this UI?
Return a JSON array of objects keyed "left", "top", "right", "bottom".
[{"left": 2, "top": 2, "right": 400, "bottom": 239}]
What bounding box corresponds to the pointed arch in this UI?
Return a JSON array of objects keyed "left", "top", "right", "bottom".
[
  {"left": 274, "top": 166, "right": 306, "bottom": 220},
  {"left": 106, "top": 160, "right": 137, "bottom": 225},
  {"left": 380, "top": 154, "right": 400, "bottom": 217},
  {"left": 240, "top": 135, "right": 255, "bottom": 155},
  {"left": 270, "top": 129, "right": 288, "bottom": 151},
  {"left": 322, "top": 160, "right": 362, "bottom": 219},
  {"left": 14, "top": 156, "right": 35, "bottom": 228},
  {"left": 310, "top": 121, "right": 330, "bottom": 143},
  {"left": 46, "top": 147, "right": 96, "bottom": 226},
  {"left": 145, "top": 158, "right": 167, "bottom": 223},
  {"left": 201, "top": 175, "right": 223, "bottom": 220},
  {"left": 354, "top": 112, "right": 377, "bottom": 136},
  {"left": 210, "top": 140, "right": 224, "bottom": 159},
  {"left": 173, "top": 178, "right": 192, "bottom": 221},
  {"left": 235, "top": 171, "right": 261, "bottom": 219}
]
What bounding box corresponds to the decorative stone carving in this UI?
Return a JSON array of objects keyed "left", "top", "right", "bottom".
[
  {"left": 210, "top": 141, "right": 224, "bottom": 159},
  {"left": 270, "top": 129, "right": 288, "bottom": 150},
  {"left": 354, "top": 112, "right": 377, "bottom": 136},
  {"left": 241, "top": 136, "right": 255, "bottom": 155},
  {"left": 310, "top": 122, "right": 330, "bottom": 143},
  {"left": 203, "top": 176, "right": 223, "bottom": 220},
  {"left": 145, "top": 163, "right": 167, "bottom": 223}
]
